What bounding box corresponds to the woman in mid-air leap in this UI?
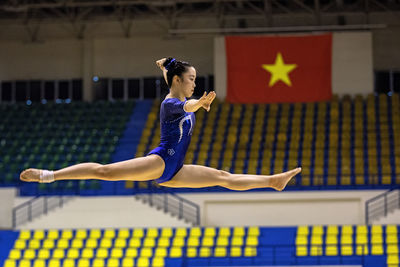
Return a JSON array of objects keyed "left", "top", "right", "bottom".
[{"left": 20, "top": 57, "right": 301, "bottom": 191}]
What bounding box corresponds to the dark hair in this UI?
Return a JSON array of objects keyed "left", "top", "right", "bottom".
[{"left": 163, "top": 57, "right": 192, "bottom": 87}]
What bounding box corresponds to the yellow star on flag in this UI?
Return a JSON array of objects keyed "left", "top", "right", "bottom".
[{"left": 262, "top": 52, "right": 297, "bottom": 87}]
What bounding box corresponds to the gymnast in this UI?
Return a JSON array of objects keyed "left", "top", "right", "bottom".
[{"left": 20, "top": 57, "right": 301, "bottom": 191}]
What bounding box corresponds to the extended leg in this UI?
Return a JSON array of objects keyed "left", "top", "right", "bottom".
[
  {"left": 160, "top": 165, "right": 301, "bottom": 191},
  {"left": 20, "top": 155, "right": 165, "bottom": 183}
]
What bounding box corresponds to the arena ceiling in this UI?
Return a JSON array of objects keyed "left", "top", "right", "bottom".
[{"left": 0, "top": 0, "right": 399, "bottom": 38}]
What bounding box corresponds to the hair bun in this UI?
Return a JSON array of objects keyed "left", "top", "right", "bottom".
[{"left": 164, "top": 57, "right": 176, "bottom": 71}]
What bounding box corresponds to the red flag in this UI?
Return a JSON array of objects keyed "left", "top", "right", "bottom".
[{"left": 225, "top": 34, "right": 332, "bottom": 103}]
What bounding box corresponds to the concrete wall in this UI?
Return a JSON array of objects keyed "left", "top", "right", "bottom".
[
  {"left": 178, "top": 190, "right": 385, "bottom": 227},
  {"left": 0, "top": 188, "right": 17, "bottom": 228}
]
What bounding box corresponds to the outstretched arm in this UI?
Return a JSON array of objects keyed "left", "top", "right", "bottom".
[{"left": 184, "top": 91, "right": 216, "bottom": 113}]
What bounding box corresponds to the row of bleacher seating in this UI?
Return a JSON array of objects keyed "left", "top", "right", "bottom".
[
  {"left": 0, "top": 101, "right": 135, "bottom": 192},
  {"left": 3, "top": 225, "right": 399, "bottom": 267},
  {"left": 133, "top": 93, "right": 400, "bottom": 189}
]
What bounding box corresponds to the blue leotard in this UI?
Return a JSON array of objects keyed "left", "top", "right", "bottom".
[{"left": 147, "top": 98, "right": 196, "bottom": 183}]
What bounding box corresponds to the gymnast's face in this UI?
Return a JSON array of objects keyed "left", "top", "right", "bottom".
[{"left": 175, "top": 66, "right": 196, "bottom": 98}]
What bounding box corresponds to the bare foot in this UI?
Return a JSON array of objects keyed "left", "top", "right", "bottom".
[
  {"left": 269, "top": 167, "right": 302, "bottom": 191},
  {"left": 20, "top": 168, "right": 41, "bottom": 182}
]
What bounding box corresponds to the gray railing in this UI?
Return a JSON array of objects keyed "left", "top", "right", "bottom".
[
  {"left": 12, "top": 196, "right": 73, "bottom": 228},
  {"left": 136, "top": 190, "right": 200, "bottom": 226},
  {"left": 365, "top": 189, "right": 400, "bottom": 224}
]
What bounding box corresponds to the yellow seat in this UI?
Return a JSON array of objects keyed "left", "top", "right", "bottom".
[
  {"left": 146, "top": 228, "right": 158, "bottom": 238},
  {"left": 201, "top": 237, "right": 214, "bottom": 247},
  {"left": 387, "top": 234, "right": 398, "bottom": 244},
  {"left": 175, "top": 228, "right": 187, "bottom": 238},
  {"left": 356, "top": 234, "right": 368, "bottom": 245},
  {"left": 327, "top": 225, "right": 338, "bottom": 235},
  {"left": 341, "top": 235, "right": 353, "bottom": 245},
  {"left": 61, "top": 230, "right": 73, "bottom": 240},
  {"left": 186, "top": 247, "right": 197, "bottom": 257},
  {"left": 104, "top": 229, "right": 116, "bottom": 239},
  {"left": 341, "top": 225, "right": 353, "bottom": 235},
  {"left": 71, "top": 239, "right": 83, "bottom": 249},
  {"left": 117, "top": 229, "right": 130, "bottom": 239},
  {"left": 246, "top": 236, "right": 258, "bottom": 246},
  {"left": 296, "top": 235, "right": 308, "bottom": 245},
  {"left": 92, "top": 259, "right": 104, "bottom": 267},
  {"left": 214, "top": 247, "right": 227, "bottom": 257},
  {"left": 86, "top": 239, "right": 98, "bottom": 248},
  {"left": 75, "top": 229, "right": 87, "bottom": 239},
  {"left": 111, "top": 248, "right": 123, "bottom": 258},
  {"left": 189, "top": 227, "right": 201, "bottom": 237},
  {"left": 218, "top": 227, "right": 231, "bottom": 237},
  {"left": 114, "top": 238, "right": 127, "bottom": 248},
  {"left": 4, "top": 259, "right": 16, "bottom": 267},
  {"left": 356, "top": 225, "right": 368, "bottom": 235},
  {"left": 33, "top": 230, "right": 45, "bottom": 240},
  {"left": 77, "top": 259, "right": 90, "bottom": 267},
  {"left": 133, "top": 229, "right": 144, "bottom": 239},
  {"left": 125, "top": 248, "right": 138, "bottom": 258},
  {"left": 63, "top": 258, "right": 75, "bottom": 267},
  {"left": 140, "top": 248, "right": 153, "bottom": 258},
  {"left": 230, "top": 247, "right": 242, "bottom": 257},
  {"left": 43, "top": 239, "right": 55, "bottom": 249},
  {"left": 52, "top": 249, "right": 65, "bottom": 259},
  {"left": 18, "top": 259, "right": 31, "bottom": 267},
  {"left": 81, "top": 248, "right": 94, "bottom": 259},
  {"left": 296, "top": 246, "right": 307, "bottom": 256},
  {"left": 312, "top": 225, "right": 324, "bottom": 235},
  {"left": 19, "top": 231, "right": 31, "bottom": 240},
  {"left": 248, "top": 226, "right": 260, "bottom": 236},
  {"left": 152, "top": 257, "right": 165, "bottom": 267},
  {"left": 187, "top": 237, "right": 199, "bottom": 247},
  {"left": 233, "top": 227, "right": 245, "bottom": 237},
  {"left": 154, "top": 247, "right": 167, "bottom": 257},
  {"left": 204, "top": 227, "right": 216, "bottom": 237},
  {"left": 8, "top": 249, "right": 21, "bottom": 260},
  {"left": 216, "top": 236, "right": 228, "bottom": 247},
  {"left": 66, "top": 248, "right": 79, "bottom": 259},
  {"left": 56, "top": 239, "right": 69, "bottom": 249},
  {"left": 326, "top": 235, "right": 338, "bottom": 245},
  {"left": 310, "top": 245, "right": 323, "bottom": 256},
  {"left": 100, "top": 239, "right": 112, "bottom": 248},
  {"left": 387, "top": 245, "right": 399, "bottom": 254},
  {"left": 231, "top": 236, "right": 243, "bottom": 246},
  {"left": 28, "top": 240, "right": 40, "bottom": 249},
  {"left": 136, "top": 257, "right": 149, "bottom": 267},
  {"left": 157, "top": 237, "right": 170, "bottom": 247},
  {"left": 371, "top": 225, "right": 382, "bottom": 234},
  {"left": 386, "top": 225, "right": 398, "bottom": 235},
  {"left": 48, "top": 259, "right": 60, "bottom": 267},
  {"left": 143, "top": 237, "right": 156, "bottom": 248},
  {"left": 47, "top": 230, "right": 59, "bottom": 239},
  {"left": 161, "top": 228, "right": 173, "bottom": 238},
  {"left": 325, "top": 245, "right": 338, "bottom": 256},
  {"left": 387, "top": 254, "right": 399, "bottom": 265},
  {"left": 169, "top": 247, "right": 182, "bottom": 258},
  {"left": 297, "top": 226, "right": 309, "bottom": 236},
  {"left": 14, "top": 240, "right": 26, "bottom": 250},
  {"left": 107, "top": 258, "right": 119, "bottom": 267},
  {"left": 371, "top": 244, "right": 383, "bottom": 255},
  {"left": 371, "top": 234, "right": 383, "bottom": 244},
  {"left": 356, "top": 244, "right": 369, "bottom": 255},
  {"left": 244, "top": 246, "right": 257, "bottom": 257},
  {"left": 199, "top": 247, "right": 211, "bottom": 257},
  {"left": 121, "top": 258, "right": 134, "bottom": 267},
  {"left": 89, "top": 229, "right": 101, "bottom": 239},
  {"left": 37, "top": 249, "right": 50, "bottom": 259},
  {"left": 96, "top": 248, "right": 109, "bottom": 258},
  {"left": 311, "top": 235, "right": 323, "bottom": 245}
]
